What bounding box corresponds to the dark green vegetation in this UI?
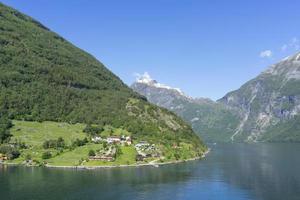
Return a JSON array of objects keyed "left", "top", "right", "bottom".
[
  {"left": 132, "top": 53, "right": 300, "bottom": 143},
  {"left": 131, "top": 81, "right": 241, "bottom": 143},
  {"left": 0, "top": 144, "right": 20, "bottom": 159},
  {"left": 83, "top": 124, "right": 104, "bottom": 136},
  {"left": 0, "top": 3, "right": 206, "bottom": 165},
  {"left": 172, "top": 99, "right": 241, "bottom": 142},
  {"left": 219, "top": 55, "right": 300, "bottom": 142},
  {"left": 260, "top": 116, "right": 300, "bottom": 142},
  {"left": 43, "top": 137, "right": 65, "bottom": 149},
  {"left": 1, "top": 121, "right": 204, "bottom": 166},
  {"left": 0, "top": 113, "right": 12, "bottom": 143},
  {"left": 41, "top": 151, "right": 52, "bottom": 160}
]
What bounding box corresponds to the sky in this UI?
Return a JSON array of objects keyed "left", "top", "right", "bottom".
[{"left": 2, "top": 0, "right": 300, "bottom": 100}]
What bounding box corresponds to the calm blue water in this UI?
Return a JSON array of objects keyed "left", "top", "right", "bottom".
[{"left": 1, "top": 143, "right": 300, "bottom": 200}]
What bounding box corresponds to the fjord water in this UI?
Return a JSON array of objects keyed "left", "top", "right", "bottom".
[{"left": 1, "top": 144, "right": 300, "bottom": 200}]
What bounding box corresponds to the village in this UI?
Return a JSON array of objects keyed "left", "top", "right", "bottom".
[
  {"left": 0, "top": 153, "right": 7, "bottom": 163},
  {"left": 89, "top": 135, "right": 161, "bottom": 162}
]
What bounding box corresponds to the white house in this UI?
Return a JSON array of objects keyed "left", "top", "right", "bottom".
[
  {"left": 91, "top": 136, "right": 102, "bottom": 143},
  {"left": 135, "top": 141, "right": 150, "bottom": 148},
  {"left": 125, "top": 136, "right": 132, "bottom": 145},
  {"left": 106, "top": 136, "right": 121, "bottom": 144}
]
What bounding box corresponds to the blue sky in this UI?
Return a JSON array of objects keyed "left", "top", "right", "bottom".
[{"left": 2, "top": 0, "right": 300, "bottom": 100}]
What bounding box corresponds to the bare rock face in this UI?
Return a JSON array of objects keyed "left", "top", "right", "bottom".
[
  {"left": 131, "top": 72, "right": 191, "bottom": 109},
  {"left": 132, "top": 52, "right": 300, "bottom": 143},
  {"left": 219, "top": 52, "right": 300, "bottom": 142},
  {"left": 131, "top": 73, "right": 241, "bottom": 143}
]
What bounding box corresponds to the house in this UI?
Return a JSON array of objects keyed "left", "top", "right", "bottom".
[
  {"left": 135, "top": 141, "right": 150, "bottom": 148},
  {"left": 135, "top": 152, "right": 153, "bottom": 161},
  {"left": 120, "top": 135, "right": 132, "bottom": 145},
  {"left": 91, "top": 136, "right": 102, "bottom": 143},
  {"left": 89, "top": 155, "right": 115, "bottom": 162},
  {"left": 136, "top": 154, "right": 146, "bottom": 161},
  {"left": 120, "top": 135, "right": 126, "bottom": 141},
  {"left": 125, "top": 136, "right": 132, "bottom": 145},
  {"left": 106, "top": 136, "right": 121, "bottom": 144},
  {"left": 0, "top": 154, "right": 7, "bottom": 162}
]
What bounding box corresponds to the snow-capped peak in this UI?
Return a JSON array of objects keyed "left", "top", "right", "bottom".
[
  {"left": 135, "top": 72, "right": 187, "bottom": 97},
  {"left": 136, "top": 72, "right": 156, "bottom": 84}
]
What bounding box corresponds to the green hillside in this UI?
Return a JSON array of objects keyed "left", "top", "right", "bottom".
[
  {"left": 0, "top": 3, "right": 206, "bottom": 166},
  {"left": 172, "top": 99, "right": 241, "bottom": 142},
  {"left": 219, "top": 54, "right": 300, "bottom": 142},
  {"left": 131, "top": 80, "right": 241, "bottom": 143}
]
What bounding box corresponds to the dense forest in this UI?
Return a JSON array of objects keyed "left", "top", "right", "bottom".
[{"left": 0, "top": 3, "right": 205, "bottom": 153}]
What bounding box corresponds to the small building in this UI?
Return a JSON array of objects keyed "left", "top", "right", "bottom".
[
  {"left": 135, "top": 141, "right": 150, "bottom": 148},
  {"left": 120, "top": 135, "right": 132, "bottom": 145},
  {"left": 120, "top": 135, "right": 126, "bottom": 141},
  {"left": 125, "top": 136, "right": 132, "bottom": 145},
  {"left": 0, "top": 154, "right": 7, "bottom": 161},
  {"left": 136, "top": 154, "right": 146, "bottom": 161},
  {"left": 106, "top": 136, "right": 121, "bottom": 144},
  {"left": 91, "top": 136, "right": 102, "bottom": 143},
  {"left": 89, "top": 155, "right": 115, "bottom": 162}
]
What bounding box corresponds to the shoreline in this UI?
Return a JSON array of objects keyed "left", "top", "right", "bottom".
[{"left": 1, "top": 149, "right": 210, "bottom": 170}]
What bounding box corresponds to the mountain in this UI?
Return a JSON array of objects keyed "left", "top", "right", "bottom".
[
  {"left": 0, "top": 3, "right": 206, "bottom": 164},
  {"left": 132, "top": 53, "right": 300, "bottom": 143},
  {"left": 131, "top": 73, "right": 241, "bottom": 142},
  {"left": 219, "top": 53, "right": 300, "bottom": 142}
]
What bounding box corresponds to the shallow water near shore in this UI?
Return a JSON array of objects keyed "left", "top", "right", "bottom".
[{"left": 1, "top": 143, "right": 300, "bottom": 200}]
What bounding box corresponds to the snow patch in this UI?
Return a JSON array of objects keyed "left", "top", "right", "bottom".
[
  {"left": 135, "top": 72, "right": 188, "bottom": 97},
  {"left": 263, "top": 65, "right": 278, "bottom": 75},
  {"left": 136, "top": 72, "right": 154, "bottom": 84},
  {"left": 296, "top": 53, "right": 300, "bottom": 61},
  {"left": 281, "top": 56, "right": 291, "bottom": 62}
]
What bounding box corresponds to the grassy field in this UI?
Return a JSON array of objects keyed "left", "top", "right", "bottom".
[
  {"left": 8, "top": 121, "right": 86, "bottom": 164},
  {"left": 85, "top": 146, "right": 137, "bottom": 166},
  {"left": 48, "top": 145, "right": 137, "bottom": 167},
  {"left": 5, "top": 120, "right": 201, "bottom": 167},
  {"left": 48, "top": 144, "right": 102, "bottom": 166},
  {"left": 100, "top": 126, "right": 131, "bottom": 137},
  {"left": 10, "top": 121, "right": 86, "bottom": 146},
  {"left": 8, "top": 121, "right": 138, "bottom": 166}
]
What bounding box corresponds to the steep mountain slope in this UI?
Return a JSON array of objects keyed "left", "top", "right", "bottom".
[
  {"left": 132, "top": 52, "right": 300, "bottom": 143},
  {"left": 132, "top": 73, "right": 241, "bottom": 142},
  {"left": 219, "top": 53, "right": 300, "bottom": 142},
  {"left": 0, "top": 3, "right": 205, "bottom": 160}
]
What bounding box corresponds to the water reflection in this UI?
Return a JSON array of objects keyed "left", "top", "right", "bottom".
[
  {"left": 1, "top": 144, "right": 300, "bottom": 200},
  {"left": 204, "top": 143, "right": 300, "bottom": 200}
]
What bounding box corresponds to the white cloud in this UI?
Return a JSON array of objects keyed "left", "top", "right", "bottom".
[{"left": 260, "top": 50, "right": 272, "bottom": 58}]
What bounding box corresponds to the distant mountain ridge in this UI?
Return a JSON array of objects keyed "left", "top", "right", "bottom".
[
  {"left": 132, "top": 73, "right": 241, "bottom": 142},
  {"left": 132, "top": 52, "right": 300, "bottom": 142},
  {"left": 219, "top": 52, "right": 300, "bottom": 142}
]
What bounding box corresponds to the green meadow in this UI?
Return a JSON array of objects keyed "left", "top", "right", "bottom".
[{"left": 8, "top": 121, "right": 138, "bottom": 166}]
